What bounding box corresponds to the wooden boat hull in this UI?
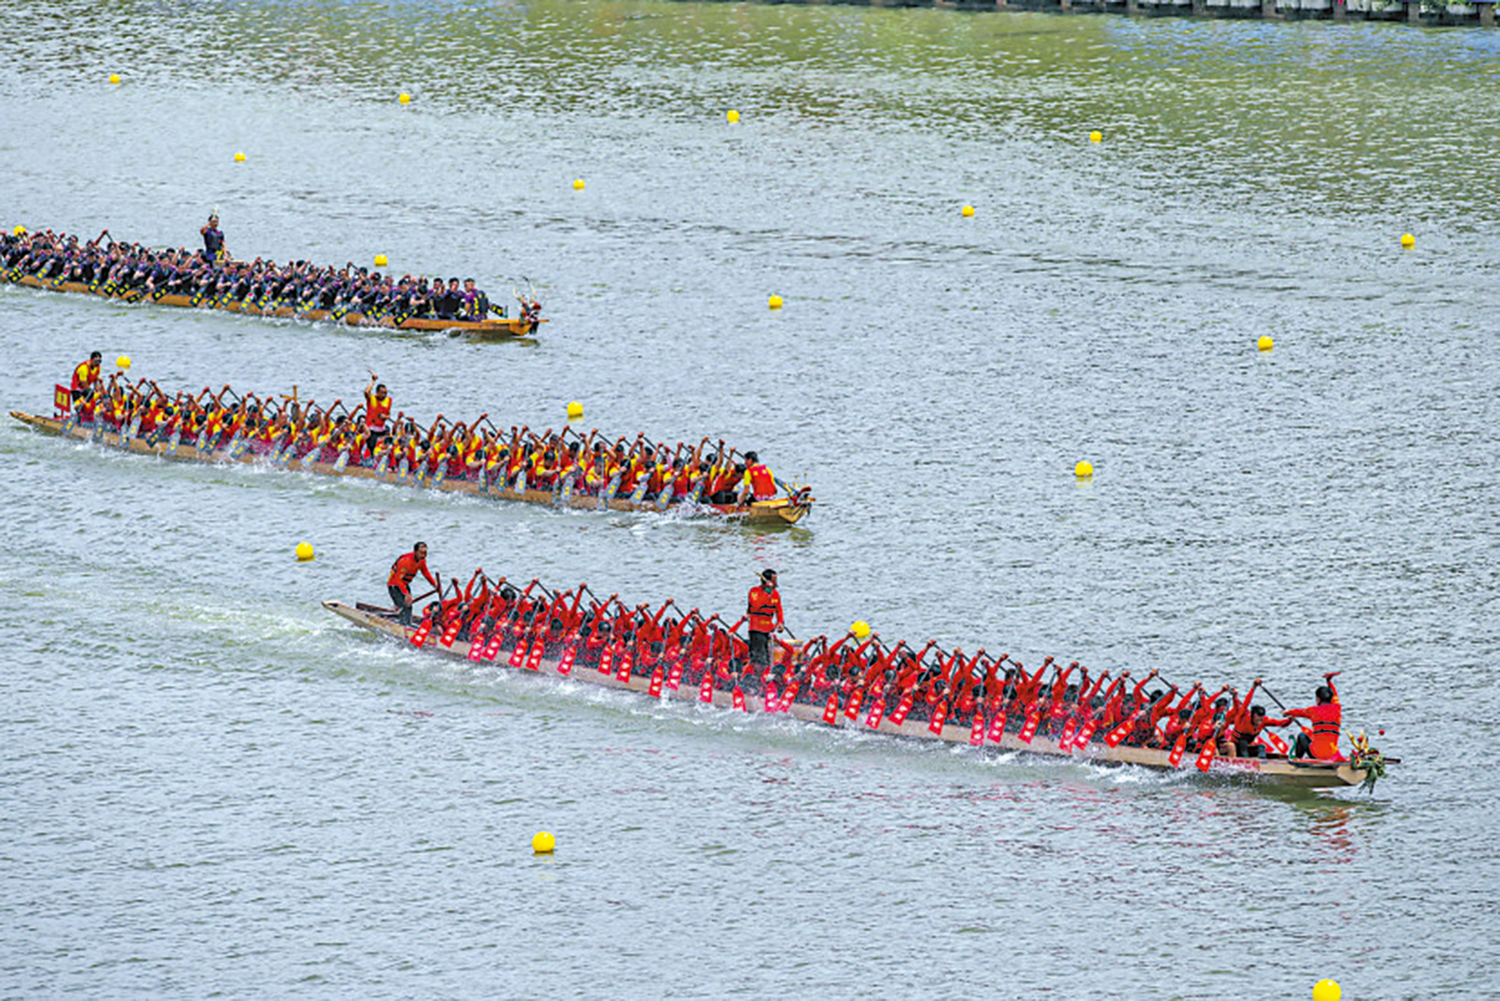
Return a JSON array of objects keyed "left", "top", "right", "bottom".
[
  {"left": 9, "top": 410, "right": 813, "bottom": 526},
  {"left": 322, "top": 600, "right": 1367, "bottom": 788},
  {"left": 6, "top": 273, "right": 543, "bottom": 338}
]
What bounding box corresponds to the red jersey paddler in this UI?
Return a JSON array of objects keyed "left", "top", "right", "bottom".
[{"left": 388, "top": 541, "right": 439, "bottom": 626}]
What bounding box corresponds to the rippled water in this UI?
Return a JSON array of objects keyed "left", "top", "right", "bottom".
[{"left": 2, "top": 2, "right": 1497, "bottom": 998}]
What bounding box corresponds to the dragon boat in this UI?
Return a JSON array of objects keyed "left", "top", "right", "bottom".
[
  {"left": 8, "top": 409, "right": 815, "bottom": 526},
  {"left": 5, "top": 273, "right": 543, "bottom": 338},
  {"left": 322, "top": 599, "right": 1382, "bottom": 789}
]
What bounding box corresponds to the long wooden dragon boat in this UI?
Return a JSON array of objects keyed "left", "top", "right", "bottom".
[
  {"left": 5, "top": 273, "right": 543, "bottom": 338},
  {"left": 8, "top": 410, "right": 814, "bottom": 526},
  {"left": 323, "top": 600, "right": 1376, "bottom": 788}
]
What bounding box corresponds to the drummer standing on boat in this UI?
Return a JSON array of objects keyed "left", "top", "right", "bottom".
[
  {"left": 70, "top": 351, "right": 102, "bottom": 408},
  {"left": 746, "top": 569, "right": 785, "bottom": 669},
  {"left": 200, "top": 214, "right": 227, "bottom": 262},
  {"left": 364, "top": 372, "right": 392, "bottom": 446},
  {"left": 388, "top": 542, "right": 438, "bottom": 626}
]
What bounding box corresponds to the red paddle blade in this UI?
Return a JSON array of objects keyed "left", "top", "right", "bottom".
[
  {"left": 648, "top": 667, "right": 664, "bottom": 698},
  {"left": 1195, "top": 740, "right": 1217, "bottom": 772},
  {"left": 410, "top": 619, "right": 433, "bottom": 647},
  {"left": 969, "top": 712, "right": 986, "bottom": 747},
  {"left": 987, "top": 710, "right": 1007, "bottom": 744},
  {"left": 1059, "top": 718, "right": 1078, "bottom": 748},
  {"left": 466, "top": 637, "right": 485, "bottom": 662},
  {"left": 507, "top": 640, "right": 527, "bottom": 668},
  {"left": 1169, "top": 733, "right": 1189, "bottom": 768},
  {"left": 698, "top": 675, "right": 715, "bottom": 704},
  {"left": 1264, "top": 731, "right": 1290, "bottom": 755},
  {"left": 1074, "top": 722, "right": 1097, "bottom": 750},
  {"left": 731, "top": 685, "right": 747, "bottom": 712},
  {"left": 598, "top": 646, "right": 614, "bottom": 675},
  {"left": 615, "top": 652, "right": 633, "bottom": 683},
  {"left": 557, "top": 646, "right": 576, "bottom": 676},
  {"left": 1018, "top": 711, "right": 1040, "bottom": 744},
  {"left": 525, "top": 639, "right": 545, "bottom": 671},
  {"left": 483, "top": 635, "right": 504, "bottom": 661},
  {"left": 439, "top": 622, "right": 461, "bottom": 649},
  {"left": 843, "top": 689, "right": 863, "bottom": 721},
  {"left": 864, "top": 699, "right": 886, "bottom": 730},
  {"left": 887, "top": 692, "right": 915, "bottom": 726},
  {"left": 666, "top": 660, "right": 684, "bottom": 691},
  {"left": 927, "top": 703, "right": 948, "bottom": 736},
  {"left": 779, "top": 682, "right": 799, "bottom": 712},
  {"left": 763, "top": 683, "right": 779, "bottom": 713},
  {"left": 822, "top": 692, "right": 840, "bottom": 725}
]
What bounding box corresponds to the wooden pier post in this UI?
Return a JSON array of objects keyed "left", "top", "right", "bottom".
[
  {"left": 1333, "top": 0, "right": 1347, "bottom": 19},
  {"left": 1262, "top": 0, "right": 1278, "bottom": 17},
  {"left": 1406, "top": 0, "right": 1421, "bottom": 20},
  {"left": 1127, "top": 0, "right": 1140, "bottom": 14},
  {"left": 1481, "top": 1, "right": 1496, "bottom": 24}
]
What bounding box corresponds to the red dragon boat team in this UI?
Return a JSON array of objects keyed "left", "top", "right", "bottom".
[{"left": 380, "top": 544, "right": 1349, "bottom": 765}]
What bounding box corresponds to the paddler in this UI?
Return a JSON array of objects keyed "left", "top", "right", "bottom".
[
  {"left": 388, "top": 541, "right": 439, "bottom": 626},
  {"left": 70, "top": 351, "right": 103, "bottom": 410},
  {"left": 746, "top": 568, "right": 785, "bottom": 670},
  {"left": 1287, "top": 672, "right": 1344, "bottom": 761},
  {"left": 200, "top": 213, "right": 227, "bottom": 262}
]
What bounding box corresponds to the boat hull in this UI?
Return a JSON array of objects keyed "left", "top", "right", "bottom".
[
  {"left": 322, "top": 600, "right": 1366, "bottom": 788},
  {"left": 6, "top": 273, "right": 542, "bottom": 338},
  {"left": 9, "top": 410, "right": 812, "bottom": 526}
]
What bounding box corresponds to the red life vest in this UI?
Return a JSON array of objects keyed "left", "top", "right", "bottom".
[
  {"left": 746, "top": 584, "right": 782, "bottom": 633},
  {"left": 746, "top": 463, "right": 775, "bottom": 500},
  {"left": 366, "top": 393, "right": 392, "bottom": 432}
]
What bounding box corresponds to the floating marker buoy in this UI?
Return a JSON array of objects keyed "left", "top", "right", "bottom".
[
  {"left": 961, "top": 205, "right": 975, "bottom": 218},
  {"left": 398, "top": 92, "right": 411, "bottom": 104},
  {"left": 566, "top": 401, "right": 584, "bottom": 419},
  {"left": 234, "top": 152, "right": 246, "bottom": 162},
  {"left": 1258, "top": 335, "right": 1274, "bottom": 352},
  {"left": 1400, "top": 233, "right": 1415, "bottom": 249},
  {"left": 1075, "top": 460, "right": 1093, "bottom": 478},
  {"left": 851, "top": 621, "right": 871, "bottom": 640},
  {"left": 768, "top": 294, "right": 783, "bottom": 310},
  {"left": 573, "top": 178, "right": 585, "bottom": 190},
  {"left": 109, "top": 74, "right": 121, "bottom": 85},
  {"left": 295, "top": 542, "right": 315, "bottom": 561},
  {"left": 532, "top": 831, "right": 556, "bottom": 854},
  {"left": 12, "top": 225, "right": 25, "bottom": 237},
  {"left": 116, "top": 355, "right": 131, "bottom": 370},
  {"left": 1311, "top": 980, "right": 1341, "bottom": 1001},
  {"left": 374, "top": 254, "right": 388, "bottom": 267},
  {"left": 727, "top": 109, "right": 740, "bottom": 123},
  {"left": 1089, "top": 130, "right": 1102, "bottom": 143}
]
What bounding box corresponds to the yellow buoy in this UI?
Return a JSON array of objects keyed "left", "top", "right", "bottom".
[
  {"left": 1075, "top": 460, "right": 1093, "bottom": 479},
  {"left": 13, "top": 225, "right": 26, "bottom": 237},
  {"left": 1400, "top": 232, "right": 1415, "bottom": 249},
  {"left": 532, "top": 831, "right": 556, "bottom": 854},
  {"left": 109, "top": 73, "right": 121, "bottom": 85},
  {"left": 116, "top": 355, "right": 132, "bottom": 370},
  {"left": 727, "top": 109, "right": 740, "bottom": 123},
  {"left": 850, "top": 621, "right": 871, "bottom": 640},
  {"left": 573, "top": 178, "right": 585, "bottom": 190},
  {"left": 1257, "top": 335, "right": 1274, "bottom": 352},
  {"left": 374, "top": 254, "right": 388, "bottom": 267},
  {"left": 768, "top": 294, "right": 783, "bottom": 310},
  {"left": 961, "top": 204, "right": 975, "bottom": 218},
  {"left": 398, "top": 92, "right": 411, "bottom": 104},
  {"left": 1311, "top": 980, "right": 1341, "bottom": 1001},
  {"left": 1089, "top": 130, "right": 1102, "bottom": 143},
  {"left": 233, "top": 152, "right": 246, "bottom": 162},
  {"left": 566, "top": 401, "right": 584, "bottom": 419},
  {"left": 295, "top": 542, "right": 315, "bottom": 562}
]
